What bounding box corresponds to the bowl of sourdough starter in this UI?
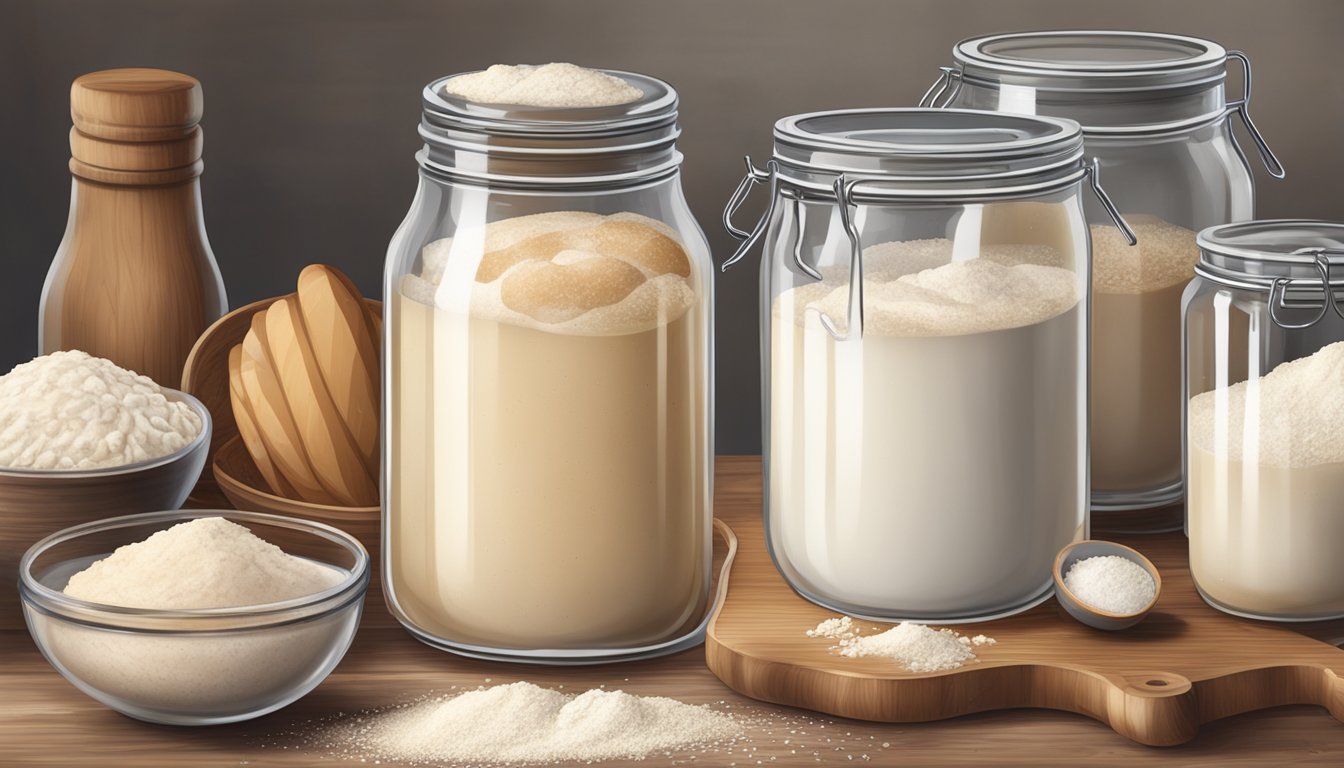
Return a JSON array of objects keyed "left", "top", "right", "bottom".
[
  {"left": 0, "top": 351, "right": 212, "bottom": 630},
  {"left": 18, "top": 509, "right": 367, "bottom": 725}
]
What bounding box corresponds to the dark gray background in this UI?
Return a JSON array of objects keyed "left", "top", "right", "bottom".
[{"left": 3, "top": 0, "right": 1341, "bottom": 453}]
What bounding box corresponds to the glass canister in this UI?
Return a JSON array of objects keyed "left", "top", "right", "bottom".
[
  {"left": 924, "top": 31, "right": 1284, "bottom": 531},
  {"left": 723, "top": 109, "right": 1131, "bottom": 622},
  {"left": 383, "top": 70, "right": 713, "bottom": 661},
  {"left": 1184, "top": 221, "right": 1344, "bottom": 621}
]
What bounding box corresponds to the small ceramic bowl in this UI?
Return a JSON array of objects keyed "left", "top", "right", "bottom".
[
  {"left": 0, "top": 390, "right": 211, "bottom": 629},
  {"left": 1053, "top": 540, "right": 1162, "bottom": 631},
  {"left": 19, "top": 509, "right": 368, "bottom": 725}
]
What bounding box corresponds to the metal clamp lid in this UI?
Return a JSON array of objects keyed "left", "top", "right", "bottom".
[
  {"left": 920, "top": 33, "right": 1285, "bottom": 178},
  {"left": 1267, "top": 249, "right": 1344, "bottom": 329},
  {"left": 1195, "top": 220, "right": 1344, "bottom": 329},
  {"left": 721, "top": 155, "right": 1133, "bottom": 340}
]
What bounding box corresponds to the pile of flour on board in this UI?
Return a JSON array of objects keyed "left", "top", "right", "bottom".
[
  {"left": 0, "top": 350, "right": 202, "bottom": 470},
  {"left": 808, "top": 617, "right": 996, "bottom": 674},
  {"left": 318, "top": 681, "right": 742, "bottom": 765},
  {"left": 442, "top": 63, "right": 642, "bottom": 107}
]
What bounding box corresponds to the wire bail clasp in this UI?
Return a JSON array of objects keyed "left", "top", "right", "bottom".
[
  {"left": 1226, "top": 50, "right": 1286, "bottom": 180},
  {"left": 1268, "top": 249, "right": 1344, "bottom": 329},
  {"left": 720, "top": 156, "right": 778, "bottom": 272},
  {"left": 813, "top": 175, "right": 865, "bottom": 342},
  {"left": 918, "top": 66, "right": 964, "bottom": 109},
  {"left": 1086, "top": 158, "right": 1138, "bottom": 246}
]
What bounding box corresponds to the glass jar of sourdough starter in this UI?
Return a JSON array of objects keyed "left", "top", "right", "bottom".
[
  {"left": 924, "top": 31, "right": 1283, "bottom": 531},
  {"left": 1185, "top": 221, "right": 1344, "bottom": 621},
  {"left": 384, "top": 70, "right": 713, "bottom": 661},
  {"left": 723, "top": 109, "right": 1129, "bottom": 621}
]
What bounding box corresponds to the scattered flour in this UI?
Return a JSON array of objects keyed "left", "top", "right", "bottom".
[
  {"left": 805, "top": 616, "right": 858, "bottom": 641},
  {"left": 0, "top": 350, "right": 202, "bottom": 470},
  {"left": 322, "top": 681, "right": 742, "bottom": 765},
  {"left": 1063, "top": 555, "right": 1157, "bottom": 615},
  {"left": 63, "top": 517, "right": 342, "bottom": 609},
  {"left": 443, "top": 63, "right": 642, "bottom": 108},
  {"left": 806, "top": 617, "right": 996, "bottom": 674}
]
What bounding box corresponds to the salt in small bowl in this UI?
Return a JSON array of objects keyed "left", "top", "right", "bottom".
[{"left": 1053, "top": 540, "right": 1161, "bottom": 631}]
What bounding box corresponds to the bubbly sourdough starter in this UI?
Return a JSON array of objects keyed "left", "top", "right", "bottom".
[
  {"left": 1188, "top": 341, "right": 1344, "bottom": 618},
  {"left": 770, "top": 241, "right": 1084, "bottom": 618},
  {"left": 1091, "top": 215, "right": 1198, "bottom": 495},
  {"left": 390, "top": 212, "right": 707, "bottom": 649}
]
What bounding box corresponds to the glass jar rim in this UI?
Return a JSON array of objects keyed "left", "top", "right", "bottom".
[
  {"left": 770, "top": 108, "right": 1086, "bottom": 198},
  {"left": 416, "top": 68, "right": 683, "bottom": 188},
  {"left": 1195, "top": 220, "right": 1344, "bottom": 291},
  {"left": 422, "top": 68, "right": 677, "bottom": 138},
  {"left": 954, "top": 30, "right": 1227, "bottom": 93},
  {"left": 1198, "top": 220, "right": 1344, "bottom": 266}
]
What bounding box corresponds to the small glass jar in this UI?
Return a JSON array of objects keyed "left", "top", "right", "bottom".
[
  {"left": 724, "top": 109, "right": 1128, "bottom": 622},
  {"left": 383, "top": 70, "right": 713, "bottom": 662},
  {"left": 924, "top": 31, "right": 1283, "bottom": 531},
  {"left": 1184, "top": 221, "right": 1344, "bottom": 622}
]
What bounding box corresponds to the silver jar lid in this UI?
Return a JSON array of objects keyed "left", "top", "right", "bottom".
[
  {"left": 953, "top": 31, "right": 1227, "bottom": 94},
  {"left": 722, "top": 108, "right": 1136, "bottom": 307},
  {"left": 925, "top": 30, "right": 1283, "bottom": 177},
  {"left": 417, "top": 69, "right": 681, "bottom": 188},
  {"left": 768, "top": 108, "right": 1088, "bottom": 201},
  {"left": 1196, "top": 220, "right": 1344, "bottom": 329}
]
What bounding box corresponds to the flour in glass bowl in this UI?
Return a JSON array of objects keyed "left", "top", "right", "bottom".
[{"left": 0, "top": 350, "right": 203, "bottom": 470}]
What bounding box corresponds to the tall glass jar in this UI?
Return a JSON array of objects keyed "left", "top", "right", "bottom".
[
  {"left": 924, "top": 31, "right": 1283, "bottom": 531},
  {"left": 1184, "top": 221, "right": 1344, "bottom": 621},
  {"left": 724, "top": 109, "right": 1128, "bottom": 622},
  {"left": 383, "top": 70, "right": 713, "bottom": 662}
]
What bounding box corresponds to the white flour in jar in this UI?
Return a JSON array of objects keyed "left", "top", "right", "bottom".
[
  {"left": 49, "top": 517, "right": 348, "bottom": 712},
  {"left": 442, "top": 63, "right": 641, "bottom": 107},
  {"left": 1090, "top": 215, "right": 1199, "bottom": 493},
  {"left": 392, "top": 211, "right": 706, "bottom": 650},
  {"left": 771, "top": 240, "right": 1083, "bottom": 618},
  {"left": 1188, "top": 341, "right": 1344, "bottom": 617},
  {"left": 0, "top": 350, "right": 202, "bottom": 470}
]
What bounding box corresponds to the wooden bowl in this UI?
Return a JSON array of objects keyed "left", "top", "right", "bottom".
[
  {"left": 180, "top": 294, "right": 381, "bottom": 507},
  {"left": 1053, "top": 540, "right": 1162, "bottom": 631},
  {"left": 213, "top": 435, "right": 386, "bottom": 623},
  {"left": 0, "top": 390, "right": 211, "bottom": 629}
]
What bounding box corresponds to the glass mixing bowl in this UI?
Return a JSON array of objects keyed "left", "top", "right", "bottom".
[{"left": 18, "top": 509, "right": 368, "bottom": 725}]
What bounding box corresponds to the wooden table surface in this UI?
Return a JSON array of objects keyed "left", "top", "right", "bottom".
[{"left": 2, "top": 456, "right": 1341, "bottom": 766}]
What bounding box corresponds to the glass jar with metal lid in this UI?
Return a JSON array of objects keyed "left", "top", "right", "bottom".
[
  {"left": 923, "top": 31, "right": 1284, "bottom": 531},
  {"left": 1184, "top": 221, "right": 1344, "bottom": 622},
  {"left": 723, "top": 108, "right": 1132, "bottom": 622},
  {"left": 383, "top": 69, "right": 713, "bottom": 661}
]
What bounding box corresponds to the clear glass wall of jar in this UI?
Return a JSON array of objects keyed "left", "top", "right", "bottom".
[
  {"left": 383, "top": 71, "right": 714, "bottom": 662},
  {"left": 724, "top": 109, "right": 1128, "bottom": 622},
  {"left": 1184, "top": 221, "right": 1344, "bottom": 622},
  {"left": 924, "top": 31, "right": 1283, "bottom": 532}
]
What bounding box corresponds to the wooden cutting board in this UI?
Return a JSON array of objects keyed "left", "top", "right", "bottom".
[{"left": 706, "top": 466, "right": 1344, "bottom": 747}]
